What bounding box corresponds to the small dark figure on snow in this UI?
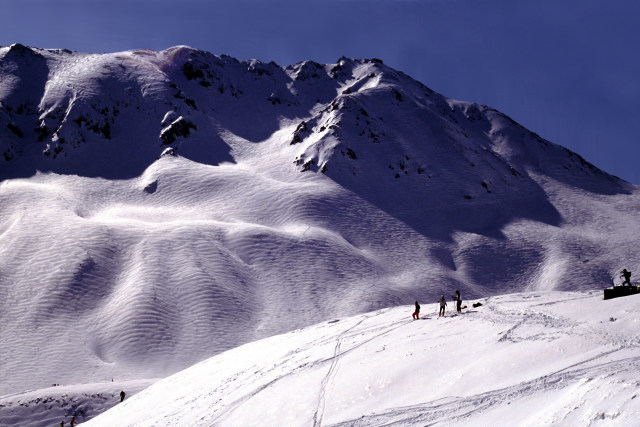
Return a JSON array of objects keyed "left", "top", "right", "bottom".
[
  {"left": 439, "top": 296, "right": 447, "bottom": 317},
  {"left": 621, "top": 269, "right": 632, "bottom": 286},
  {"left": 454, "top": 290, "right": 462, "bottom": 313},
  {"left": 412, "top": 301, "right": 421, "bottom": 319},
  {"left": 70, "top": 417, "right": 77, "bottom": 427},
  {"left": 60, "top": 422, "right": 64, "bottom": 427},
  {"left": 120, "top": 390, "right": 126, "bottom": 402}
]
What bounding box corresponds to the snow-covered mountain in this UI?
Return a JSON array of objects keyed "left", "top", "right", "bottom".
[{"left": 1, "top": 43, "right": 639, "bottom": 411}]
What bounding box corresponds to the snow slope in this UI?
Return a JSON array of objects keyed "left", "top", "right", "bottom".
[
  {"left": 1, "top": 45, "right": 639, "bottom": 404},
  {"left": 70, "top": 291, "right": 639, "bottom": 426},
  {"left": 0, "top": 380, "right": 153, "bottom": 427}
]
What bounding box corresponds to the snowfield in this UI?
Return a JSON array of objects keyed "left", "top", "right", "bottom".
[
  {"left": 3, "top": 291, "right": 639, "bottom": 426},
  {"left": 1, "top": 44, "right": 639, "bottom": 425},
  {"left": 81, "top": 291, "right": 640, "bottom": 425}
]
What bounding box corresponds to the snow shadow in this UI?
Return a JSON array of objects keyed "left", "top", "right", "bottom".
[
  {"left": 326, "top": 173, "right": 563, "bottom": 243},
  {"left": 0, "top": 129, "right": 234, "bottom": 181}
]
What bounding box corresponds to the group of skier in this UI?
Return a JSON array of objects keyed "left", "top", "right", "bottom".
[
  {"left": 411, "top": 269, "right": 634, "bottom": 321},
  {"left": 412, "top": 289, "right": 463, "bottom": 319}
]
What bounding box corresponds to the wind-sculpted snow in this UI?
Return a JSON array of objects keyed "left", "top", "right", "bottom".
[
  {"left": 76, "top": 291, "right": 640, "bottom": 426},
  {"left": 0, "top": 154, "right": 436, "bottom": 395},
  {"left": 1, "top": 45, "right": 639, "bottom": 402}
]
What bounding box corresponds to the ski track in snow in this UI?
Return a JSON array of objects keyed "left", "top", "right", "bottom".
[
  {"left": 312, "top": 315, "right": 414, "bottom": 427},
  {"left": 313, "top": 317, "right": 367, "bottom": 427},
  {"left": 207, "top": 314, "right": 412, "bottom": 426},
  {"left": 329, "top": 355, "right": 640, "bottom": 426}
]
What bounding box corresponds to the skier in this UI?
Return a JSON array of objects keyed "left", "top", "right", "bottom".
[
  {"left": 621, "top": 269, "right": 632, "bottom": 286},
  {"left": 412, "top": 301, "right": 421, "bottom": 319},
  {"left": 438, "top": 296, "right": 447, "bottom": 317},
  {"left": 454, "top": 290, "right": 462, "bottom": 313},
  {"left": 70, "top": 416, "right": 77, "bottom": 427},
  {"left": 120, "top": 390, "right": 126, "bottom": 402}
]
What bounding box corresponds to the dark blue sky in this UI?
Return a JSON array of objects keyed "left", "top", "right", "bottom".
[{"left": 2, "top": 0, "right": 638, "bottom": 183}]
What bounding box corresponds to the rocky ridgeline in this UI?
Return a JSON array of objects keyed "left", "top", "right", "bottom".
[{"left": 0, "top": 44, "right": 620, "bottom": 195}]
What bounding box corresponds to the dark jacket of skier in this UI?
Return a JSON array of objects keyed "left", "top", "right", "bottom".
[
  {"left": 621, "top": 269, "right": 632, "bottom": 286},
  {"left": 412, "top": 301, "right": 421, "bottom": 319}
]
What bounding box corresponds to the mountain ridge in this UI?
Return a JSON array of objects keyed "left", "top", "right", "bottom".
[{"left": 0, "top": 44, "right": 626, "bottom": 188}]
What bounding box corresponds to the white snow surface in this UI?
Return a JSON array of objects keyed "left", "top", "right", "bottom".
[
  {"left": 1, "top": 45, "right": 640, "bottom": 424},
  {"left": 4, "top": 291, "right": 638, "bottom": 426},
  {"left": 76, "top": 291, "right": 639, "bottom": 426}
]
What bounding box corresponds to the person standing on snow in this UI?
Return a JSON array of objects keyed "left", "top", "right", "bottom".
[
  {"left": 621, "top": 269, "right": 632, "bottom": 286},
  {"left": 455, "top": 290, "right": 462, "bottom": 313},
  {"left": 120, "top": 390, "right": 126, "bottom": 402},
  {"left": 438, "top": 296, "right": 447, "bottom": 317},
  {"left": 412, "top": 301, "right": 421, "bottom": 319}
]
